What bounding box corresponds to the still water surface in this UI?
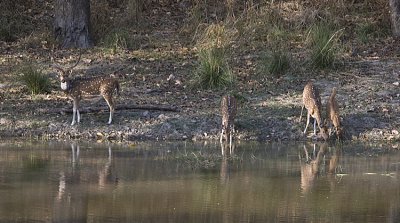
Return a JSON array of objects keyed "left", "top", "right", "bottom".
[{"left": 0, "top": 141, "right": 399, "bottom": 222}]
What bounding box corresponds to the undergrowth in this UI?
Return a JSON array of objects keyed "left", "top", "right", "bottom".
[{"left": 17, "top": 63, "right": 52, "bottom": 95}]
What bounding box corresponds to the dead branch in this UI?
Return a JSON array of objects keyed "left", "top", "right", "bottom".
[{"left": 44, "top": 104, "right": 180, "bottom": 114}]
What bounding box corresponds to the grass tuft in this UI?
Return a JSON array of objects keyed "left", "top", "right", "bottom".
[
  {"left": 18, "top": 64, "right": 51, "bottom": 95},
  {"left": 356, "top": 23, "right": 376, "bottom": 44},
  {"left": 192, "top": 23, "right": 235, "bottom": 90},
  {"left": 193, "top": 47, "right": 234, "bottom": 89},
  {"left": 308, "top": 22, "right": 341, "bottom": 69},
  {"left": 259, "top": 50, "right": 290, "bottom": 77},
  {"left": 100, "top": 29, "right": 137, "bottom": 53}
]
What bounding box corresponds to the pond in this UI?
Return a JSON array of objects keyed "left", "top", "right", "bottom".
[{"left": 0, "top": 141, "right": 399, "bottom": 223}]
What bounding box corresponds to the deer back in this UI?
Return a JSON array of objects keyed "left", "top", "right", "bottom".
[
  {"left": 327, "top": 87, "right": 343, "bottom": 138},
  {"left": 221, "top": 95, "right": 237, "bottom": 129},
  {"left": 303, "top": 81, "right": 323, "bottom": 122}
]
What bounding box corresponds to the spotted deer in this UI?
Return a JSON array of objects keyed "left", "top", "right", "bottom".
[
  {"left": 53, "top": 56, "right": 120, "bottom": 126},
  {"left": 220, "top": 95, "right": 237, "bottom": 147},
  {"left": 299, "top": 81, "right": 328, "bottom": 140},
  {"left": 326, "top": 87, "right": 343, "bottom": 140}
]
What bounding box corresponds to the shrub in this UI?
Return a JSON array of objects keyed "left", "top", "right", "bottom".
[
  {"left": 309, "top": 22, "right": 341, "bottom": 69},
  {"left": 356, "top": 23, "right": 376, "bottom": 43},
  {"left": 100, "top": 29, "right": 137, "bottom": 53},
  {"left": 18, "top": 64, "right": 51, "bottom": 95},
  {"left": 193, "top": 47, "right": 234, "bottom": 89},
  {"left": 260, "top": 50, "right": 290, "bottom": 77}
]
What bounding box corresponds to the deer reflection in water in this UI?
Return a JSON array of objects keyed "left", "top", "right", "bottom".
[
  {"left": 220, "top": 142, "right": 235, "bottom": 185},
  {"left": 98, "top": 146, "right": 114, "bottom": 190},
  {"left": 57, "top": 143, "right": 80, "bottom": 201},
  {"left": 55, "top": 142, "right": 117, "bottom": 200},
  {"left": 299, "top": 143, "right": 342, "bottom": 194}
]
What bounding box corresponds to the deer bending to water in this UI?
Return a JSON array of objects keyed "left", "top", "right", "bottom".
[
  {"left": 326, "top": 87, "right": 343, "bottom": 140},
  {"left": 220, "top": 95, "right": 237, "bottom": 147},
  {"left": 53, "top": 56, "right": 120, "bottom": 126},
  {"left": 299, "top": 81, "right": 328, "bottom": 140}
]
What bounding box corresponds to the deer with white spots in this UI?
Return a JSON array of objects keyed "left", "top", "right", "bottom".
[
  {"left": 299, "top": 81, "right": 328, "bottom": 140},
  {"left": 53, "top": 55, "right": 120, "bottom": 125},
  {"left": 220, "top": 95, "right": 237, "bottom": 148},
  {"left": 326, "top": 87, "right": 343, "bottom": 140}
]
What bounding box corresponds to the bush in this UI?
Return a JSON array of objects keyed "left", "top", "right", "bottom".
[
  {"left": 356, "top": 23, "right": 376, "bottom": 43},
  {"left": 309, "top": 22, "right": 341, "bottom": 69},
  {"left": 259, "top": 50, "right": 290, "bottom": 77},
  {"left": 18, "top": 64, "right": 51, "bottom": 95},
  {"left": 193, "top": 47, "right": 234, "bottom": 89},
  {"left": 100, "top": 29, "right": 137, "bottom": 53}
]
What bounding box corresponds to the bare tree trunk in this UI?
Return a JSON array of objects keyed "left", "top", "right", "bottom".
[
  {"left": 389, "top": 0, "right": 400, "bottom": 37},
  {"left": 54, "top": 0, "right": 93, "bottom": 48}
]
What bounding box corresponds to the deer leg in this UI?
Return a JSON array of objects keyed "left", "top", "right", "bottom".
[
  {"left": 77, "top": 109, "right": 81, "bottom": 123},
  {"left": 220, "top": 128, "right": 224, "bottom": 143},
  {"left": 313, "top": 118, "right": 317, "bottom": 135},
  {"left": 303, "top": 112, "right": 311, "bottom": 134},
  {"left": 103, "top": 95, "right": 114, "bottom": 124},
  {"left": 71, "top": 100, "right": 79, "bottom": 125},
  {"left": 299, "top": 105, "right": 304, "bottom": 122},
  {"left": 229, "top": 124, "right": 234, "bottom": 149}
]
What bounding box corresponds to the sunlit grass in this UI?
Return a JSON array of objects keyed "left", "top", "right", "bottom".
[
  {"left": 308, "top": 22, "right": 341, "bottom": 69},
  {"left": 192, "top": 47, "right": 234, "bottom": 89},
  {"left": 259, "top": 50, "right": 290, "bottom": 77},
  {"left": 18, "top": 63, "right": 51, "bottom": 95}
]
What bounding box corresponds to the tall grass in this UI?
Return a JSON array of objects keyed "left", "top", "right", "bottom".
[
  {"left": 259, "top": 50, "right": 290, "bottom": 77},
  {"left": 101, "top": 29, "right": 136, "bottom": 53},
  {"left": 193, "top": 47, "right": 233, "bottom": 89},
  {"left": 356, "top": 23, "right": 376, "bottom": 43},
  {"left": 192, "top": 23, "right": 235, "bottom": 89},
  {"left": 18, "top": 64, "right": 51, "bottom": 95},
  {"left": 308, "top": 22, "right": 341, "bottom": 69}
]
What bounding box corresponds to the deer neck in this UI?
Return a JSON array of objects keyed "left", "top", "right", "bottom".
[{"left": 60, "top": 79, "right": 74, "bottom": 92}]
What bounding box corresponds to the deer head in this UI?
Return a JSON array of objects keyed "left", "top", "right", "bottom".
[{"left": 52, "top": 53, "right": 82, "bottom": 90}]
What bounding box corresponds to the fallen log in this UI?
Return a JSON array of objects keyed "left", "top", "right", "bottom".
[{"left": 44, "top": 104, "right": 180, "bottom": 114}]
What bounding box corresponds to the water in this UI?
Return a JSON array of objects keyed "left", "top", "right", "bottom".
[{"left": 0, "top": 141, "right": 399, "bottom": 223}]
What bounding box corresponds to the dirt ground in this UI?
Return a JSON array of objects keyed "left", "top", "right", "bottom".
[{"left": 0, "top": 1, "right": 399, "bottom": 143}]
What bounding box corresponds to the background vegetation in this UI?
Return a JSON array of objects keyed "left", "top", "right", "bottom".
[{"left": 0, "top": 0, "right": 398, "bottom": 142}]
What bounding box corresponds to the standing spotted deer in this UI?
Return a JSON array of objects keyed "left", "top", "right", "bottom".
[
  {"left": 299, "top": 81, "right": 328, "bottom": 140},
  {"left": 220, "top": 95, "right": 237, "bottom": 147},
  {"left": 53, "top": 56, "right": 120, "bottom": 125},
  {"left": 326, "top": 87, "right": 343, "bottom": 140}
]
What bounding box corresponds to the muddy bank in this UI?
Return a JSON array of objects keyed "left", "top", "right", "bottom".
[{"left": 1, "top": 61, "right": 399, "bottom": 143}]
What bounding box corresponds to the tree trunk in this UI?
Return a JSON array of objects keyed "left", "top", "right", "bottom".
[
  {"left": 54, "top": 0, "right": 93, "bottom": 48},
  {"left": 389, "top": 0, "right": 400, "bottom": 38}
]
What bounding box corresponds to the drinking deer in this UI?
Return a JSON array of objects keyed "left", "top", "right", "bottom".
[
  {"left": 53, "top": 56, "right": 120, "bottom": 125},
  {"left": 299, "top": 81, "right": 328, "bottom": 140},
  {"left": 326, "top": 87, "right": 343, "bottom": 140},
  {"left": 220, "top": 95, "right": 237, "bottom": 148}
]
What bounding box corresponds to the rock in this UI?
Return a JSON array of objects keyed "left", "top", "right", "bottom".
[
  {"left": 158, "top": 114, "right": 168, "bottom": 120},
  {"left": 0, "top": 118, "right": 11, "bottom": 125},
  {"left": 142, "top": 111, "right": 150, "bottom": 118},
  {"left": 393, "top": 82, "right": 399, "bottom": 86}
]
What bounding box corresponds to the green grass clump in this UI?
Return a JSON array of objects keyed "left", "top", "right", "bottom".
[
  {"left": 260, "top": 50, "right": 290, "bottom": 77},
  {"left": 18, "top": 64, "right": 51, "bottom": 95},
  {"left": 100, "top": 28, "right": 139, "bottom": 53},
  {"left": 309, "top": 22, "right": 341, "bottom": 69},
  {"left": 193, "top": 47, "right": 234, "bottom": 89},
  {"left": 356, "top": 22, "right": 379, "bottom": 44}
]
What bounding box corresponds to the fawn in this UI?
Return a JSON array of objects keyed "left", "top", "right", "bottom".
[
  {"left": 299, "top": 81, "right": 328, "bottom": 140},
  {"left": 326, "top": 87, "right": 343, "bottom": 140},
  {"left": 53, "top": 56, "right": 120, "bottom": 126},
  {"left": 220, "top": 95, "right": 237, "bottom": 147}
]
